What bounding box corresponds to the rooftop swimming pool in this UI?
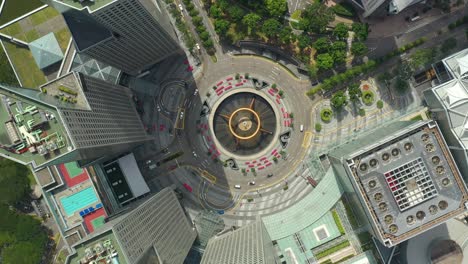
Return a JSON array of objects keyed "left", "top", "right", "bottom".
[{"left": 60, "top": 187, "right": 98, "bottom": 217}]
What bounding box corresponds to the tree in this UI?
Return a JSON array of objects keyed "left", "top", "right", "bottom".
[
  {"left": 203, "top": 39, "right": 214, "bottom": 48},
  {"left": 265, "top": 0, "right": 288, "bottom": 17},
  {"left": 348, "top": 83, "right": 362, "bottom": 103},
  {"left": 351, "top": 42, "right": 368, "bottom": 56},
  {"left": 0, "top": 205, "right": 48, "bottom": 264},
  {"left": 440, "top": 37, "right": 457, "bottom": 53},
  {"left": 331, "top": 91, "right": 348, "bottom": 109},
  {"left": 199, "top": 31, "right": 210, "bottom": 41},
  {"left": 316, "top": 53, "right": 334, "bottom": 70},
  {"left": 214, "top": 19, "right": 230, "bottom": 37},
  {"left": 209, "top": 5, "right": 222, "bottom": 18},
  {"left": 279, "top": 27, "right": 293, "bottom": 44},
  {"left": 313, "top": 37, "right": 330, "bottom": 53},
  {"left": 331, "top": 41, "right": 347, "bottom": 64},
  {"left": 395, "top": 77, "right": 409, "bottom": 93},
  {"left": 300, "top": 3, "right": 335, "bottom": 34},
  {"left": 228, "top": 6, "right": 244, "bottom": 21},
  {"left": 333, "top": 23, "right": 349, "bottom": 40},
  {"left": 298, "top": 34, "right": 312, "bottom": 50},
  {"left": 262, "top": 19, "right": 282, "bottom": 38},
  {"left": 396, "top": 61, "right": 413, "bottom": 80},
  {"left": 308, "top": 65, "right": 318, "bottom": 79},
  {"left": 410, "top": 48, "right": 437, "bottom": 69},
  {"left": 352, "top": 22, "right": 368, "bottom": 41},
  {"left": 0, "top": 159, "right": 31, "bottom": 205},
  {"left": 242, "top": 13, "right": 261, "bottom": 33},
  {"left": 192, "top": 16, "right": 203, "bottom": 26}
]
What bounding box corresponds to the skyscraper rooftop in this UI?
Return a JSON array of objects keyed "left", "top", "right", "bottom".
[{"left": 330, "top": 121, "right": 468, "bottom": 246}]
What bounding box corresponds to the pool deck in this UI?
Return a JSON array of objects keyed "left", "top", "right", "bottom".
[
  {"left": 58, "top": 162, "right": 89, "bottom": 188},
  {"left": 52, "top": 177, "right": 102, "bottom": 230}
]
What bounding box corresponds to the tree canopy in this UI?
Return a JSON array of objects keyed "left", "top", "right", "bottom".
[
  {"left": 331, "top": 91, "right": 348, "bottom": 109},
  {"left": 351, "top": 42, "right": 368, "bottom": 56},
  {"left": 298, "top": 34, "right": 312, "bottom": 50},
  {"left": 331, "top": 41, "right": 347, "bottom": 64},
  {"left": 300, "top": 3, "right": 335, "bottom": 34},
  {"left": 0, "top": 205, "right": 48, "bottom": 264},
  {"left": 262, "top": 18, "right": 282, "bottom": 38},
  {"left": 352, "top": 22, "right": 368, "bottom": 41},
  {"left": 227, "top": 6, "right": 245, "bottom": 21},
  {"left": 265, "top": 0, "right": 288, "bottom": 17},
  {"left": 214, "top": 19, "right": 230, "bottom": 36},
  {"left": 313, "top": 37, "right": 330, "bottom": 53},
  {"left": 333, "top": 23, "right": 349, "bottom": 40},
  {"left": 316, "top": 53, "right": 334, "bottom": 70},
  {"left": 0, "top": 158, "right": 31, "bottom": 205},
  {"left": 410, "top": 48, "right": 437, "bottom": 69},
  {"left": 242, "top": 13, "right": 261, "bottom": 32}
]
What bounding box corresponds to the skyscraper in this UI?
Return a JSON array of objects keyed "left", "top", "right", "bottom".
[
  {"left": 66, "top": 188, "right": 197, "bottom": 264},
  {"left": 0, "top": 71, "right": 148, "bottom": 169},
  {"left": 46, "top": 0, "right": 181, "bottom": 75},
  {"left": 201, "top": 217, "right": 279, "bottom": 264}
]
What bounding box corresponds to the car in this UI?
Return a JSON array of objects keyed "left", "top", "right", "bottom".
[
  {"left": 178, "top": 4, "right": 183, "bottom": 11},
  {"left": 234, "top": 185, "right": 241, "bottom": 189},
  {"left": 180, "top": 111, "right": 184, "bottom": 120},
  {"left": 196, "top": 43, "right": 201, "bottom": 50},
  {"left": 192, "top": 151, "right": 198, "bottom": 157},
  {"left": 145, "top": 160, "right": 153, "bottom": 165},
  {"left": 183, "top": 183, "right": 193, "bottom": 192},
  {"left": 248, "top": 181, "right": 255, "bottom": 186},
  {"left": 193, "top": 89, "right": 198, "bottom": 96},
  {"left": 300, "top": 124, "right": 304, "bottom": 132},
  {"left": 267, "top": 174, "right": 273, "bottom": 178}
]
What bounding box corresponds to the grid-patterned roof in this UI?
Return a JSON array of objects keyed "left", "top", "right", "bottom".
[
  {"left": 71, "top": 53, "right": 120, "bottom": 84},
  {"left": 345, "top": 121, "right": 468, "bottom": 245}
]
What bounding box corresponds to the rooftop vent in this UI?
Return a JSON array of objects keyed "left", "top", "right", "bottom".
[
  {"left": 368, "top": 180, "right": 377, "bottom": 188},
  {"left": 374, "top": 192, "right": 383, "bottom": 202},
  {"left": 432, "top": 156, "right": 440, "bottom": 165},
  {"left": 384, "top": 215, "right": 393, "bottom": 224},
  {"left": 382, "top": 153, "right": 390, "bottom": 161},
  {"left": 389, "top": 224, "right": 398, "bottom": 234},
  {"left": 406, "top": 215, "right": 415, "bottom": 225},
  {"left": 370, "top": 158, "right": 379, "bottom": 167},
  {"left": 441, "top": 178, "right": 451, "bottom": 187},
  {"left": 416, "top": 211, "right": 426, "bottom": 220},
  {"left": 436, "top": 165, "right": 445, "bottom": 174},
  {"left": 404, "top": 142, "right": 413, "bottom": 151},
  {"left": 391, "top": 148, "right": 400, "bottom": 157},
  {"left": 438, "top": 200, "right": 448, "bottom": 210},
  {"left": 379, "top": 202, "right": 388, "bottom": 212},
  {"left": 360, "top": 163, "right": 368, "bottom": 172},
  {"left": 421, "top": 133, "right": 430, "bottom": 142},
  {"left": 429, "top": 205, "right": 438, "bottom": 215},
  {"left": 426, "top": 143, "right": 435, "bottom": 152}
]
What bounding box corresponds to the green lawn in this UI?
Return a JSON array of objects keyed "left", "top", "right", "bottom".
[
  {"left": 0, "top": 0, "right": 44, "bottom": 26},
  {"left": 2, "top": 41, "right": 46, "bottom": 88},
  {"left": 54, "top": 27, "right": 72, "bottom": 52},
  {"left": 0, "top": 42, "right": 19, "bottom": 85},
  {"left": 332, "top": 210, "right": 345, "bottom": 235},
  {"left": 29, "top": 6, "right": 59, "bottom": 26},
  {"left": 410, "top": 114, "right": 423, "bottom": 121},
  {"left": 315, "top": 240, "right": 351, "bottom": 259},
  {"left": 24, "top": 29, "right": 39, "bottom": 42}
]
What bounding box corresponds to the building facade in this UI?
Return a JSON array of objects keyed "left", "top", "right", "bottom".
[
  {"left": 201, "top": 218, "right": 278, "bottom": 264},
  {"left": 47, "top": 0, "right": 181, "bottom": 75},
  {"left": 66, "top": 188, "right": 197, "bottom": 264}
]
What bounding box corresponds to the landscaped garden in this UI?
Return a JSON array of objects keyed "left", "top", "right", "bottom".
[
  {"left": 0, "top": 0, "right": 44, "bottom": 26},
  {"left": 321, "top": 108, "right": 333, "bottom": 122},
  {"left": 0, "top": 44, "right": 19, "bottom": 85},
  {"left": 362, "top": 90, "right": 374, "bottom": 105},
  {"left": 0, "top": 7, "right": 72, "bottom": 88}
]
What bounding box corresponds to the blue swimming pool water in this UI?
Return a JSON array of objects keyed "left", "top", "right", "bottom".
[{"left": 60, "top": 187, "right": 98, "bottom": 217}]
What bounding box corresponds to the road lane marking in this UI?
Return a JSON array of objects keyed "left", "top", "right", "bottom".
[{"left": 302, "top": 131, "right": 312, "bottom": 148}]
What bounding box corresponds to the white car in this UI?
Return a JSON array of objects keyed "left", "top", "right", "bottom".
[
  {"left": 234, "top": 185, "right": 241, "bottom": 189},
  {"left": 248, "top": 181, "right": 255, "bottom": 186},
  {"left": 196, "top": 43, "right": 201, "bottom": 50},
  {"left": 194, "top": 89, "right": 198, "bottom": 96},
  {"left": 178, "top": 4, "right": 183, "bottom": 11},
  {"left": 192, "top": 151, "right": 198, "bottom": 158}
]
